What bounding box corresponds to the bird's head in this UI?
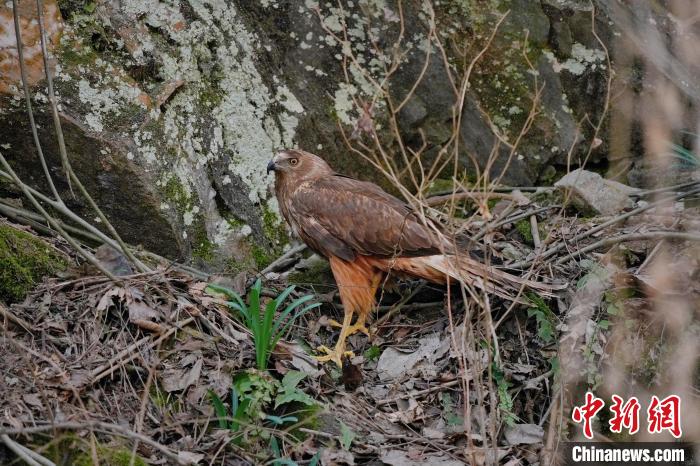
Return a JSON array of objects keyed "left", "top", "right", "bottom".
[{"left": 267, "top": 149, "right": 334, "bottom": 182}]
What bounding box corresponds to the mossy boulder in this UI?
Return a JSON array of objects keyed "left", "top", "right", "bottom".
[
  {"left": 0, "top": 224, "right": 67, "bottom": 303},
  {"left": 1, "top": 0, "right": 615, "bottom": 278}
]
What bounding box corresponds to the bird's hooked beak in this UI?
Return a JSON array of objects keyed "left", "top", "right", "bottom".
[{"left": 266, "top": 159, "right": 276, "bottom": 174}]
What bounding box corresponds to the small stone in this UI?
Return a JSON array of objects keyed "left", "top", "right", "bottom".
[{"left": 554, "top": 169, "right": 639, "bottom": 215}]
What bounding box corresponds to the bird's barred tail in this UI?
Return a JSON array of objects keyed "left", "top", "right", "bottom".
[{"left": 402, "top": 255, "right": 566, "bottom": 302}]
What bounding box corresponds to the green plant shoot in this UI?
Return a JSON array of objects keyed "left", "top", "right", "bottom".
[{"left": 207, "top": 279, "right": 320, "bottom": 370}]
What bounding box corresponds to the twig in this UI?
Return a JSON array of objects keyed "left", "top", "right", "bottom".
[
  {"left": 138, "top": 250, "right": 210, "bottom": 280},
  {"left": 530, "top": 215, "right": 541, "bottom": 248},
  {"left": 555, "top": 231, "right": 700, "bottom": 265},
  {"left": 197, "top": 313, "right": 243, "bottom": 347},
  {"left": 509, "top": 369, "right": 553, "bottom": 395},
  {"left": 372, "top": 282, "right": 426, "bottom": 330},
  {"left": 297, "top": 427, "right": 335, "bottom": 440},
  {"left": 0, "top": 302, "right": 33, "bottom": 332},
  {"left": 633, "top": 180, "right": 700, "bottom": 197},
  {"left": 431, "top": 186, "right": 547, "bottom": 195},
  {"left": 0, "top": 422, "right": 184, "bottom": 465},
  {"left": 86, "top": 317, "right": 194, "bottom": 386},
  {"left": 0, "top": 434, "right": 43, "bottom": 466},
  {"left": 0, "top": 170, "right": 142, "bottom": 258},
  {"left": 259, "top": 244, "right": 307, "bottom": 276},
  {"left": 7, "top": 436, "right": 55, "bottom": 466},
  {"left": 9, "top": 0, "right": 60, "bottom": 201},
  {"left": 425, "top": 191, "right": 519, "bottom": 207},
  {"left": 0, "top": 157, "right": 117, "bottom": 281},
  {"left": 376, "top": 379, "right": 461, "bottom": 406},
  {"left": 34, "top": 0, "right": 150, "bottom": 274},
  {"left": 474, "top": 206, "right": 559, "bottom": 241},
  {"left": 0, "top": 201, "right": 102, "bottom": 243},
  {"left": 8, "top": 338, "right": 65, "bottom": 376},
  {"left": 510, "top": 186, "right": 700, "bottom": 269}
]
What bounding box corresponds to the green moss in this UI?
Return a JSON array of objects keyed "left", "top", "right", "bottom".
[
  {"left": 261, "top": 204, "right": 289, "bottom": 247},
  {"left": 251, "top": 244, "right": 273, "bottom": 269},
  {"left": 0, "top": 225, "right": 67, "bottom": 303},
  {"left": 163, "top": 177, "right": 192, "bottom": 213},
  {"left": 514, "top": 218, "right": 534, "bottom": 244},
  {"left": 59, "top": 41, "right": 100, "bottom": 67},
  {"left": 105, "top": 102, "right": 147, "bottom": 130},
  {"left": 224, "top": 257, "right": 246, "bottom": 275},
  {"left": 224, "top": 215, "right": 246, "bottom": 229},
  {"left": 444, "top": 0, "right": 546, "bottom": 139},
  {"left": 73, "top": 446, "right": 148, "bottom": 466},
  {"left": 198, "top": 79, "right": 225, "bottom": 108},
  {"left": 191, "top": 221, "right": 215, "bottom": 262},
  {"left": 427, "top": 178, "right": 456, "bottom": 195},
  {"left": 288, "top": 257, "right": 333, "bottom": 286},
  {"left": 514, "top": 217, "right": 547, "bottom": 246},
  {"left": 538, "top": 165, "right": 558, "bottom": 185}
]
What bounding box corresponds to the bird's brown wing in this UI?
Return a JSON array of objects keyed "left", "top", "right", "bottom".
[{"left": 288, "top": 175, "right": 448, "bottom": 260}]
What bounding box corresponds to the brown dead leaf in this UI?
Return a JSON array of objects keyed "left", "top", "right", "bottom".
[
  {"left": 96, "top": 286, "right": 125, "bottom": 312},
  {"left": 385, "top": 397, "right": 423, "bottom": 423},
  {"left": 504, "top": 423, "right": 544, "bottom": 445},
  {"left": 22, "top": 393, "right": 43, "bottom": 408},
  {"left": 177, "top": 450, "right": 204, "bottom": 465},
  {"left": 381, "top": 451, "right": 463, "bottom": 466},
  {"left": 320, "top": 447, "right": 355, "bottom": 465},
  {"left": 127, "top": 300, "right": 159, "bottom": 322}
]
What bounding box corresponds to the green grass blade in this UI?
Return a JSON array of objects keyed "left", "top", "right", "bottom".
[
  {"left": 274, "top": 286, "right": 296, "bottom": 310},
  {"left": 260, "top": 299, "right": 278, "bottom": 369},
  {"left": 205, "top": 284, "right": 239, "bottom": 301},
  {"left": 270, "top": 436, "right": 280, "bottom": 457},
  {"left": 271, "top": 303, "right": 320, "bottom": 348},
  {"left": 206, "top": 284, "right": 251, "bottom": 324},
  {"left": 309, "top": 452, "right": 320, "bottom": 466},
  {"left": 230, "top": 386, "right": 239, "bottom": 431},
  {"left": 249, "top": 280, "right": 264, "bottom": 369},
  {"left": 208, "top": 390, "right": 229, "bottom": 429},
  {"left": 270, "top": 295, "right": 316, "bottom": 338}
]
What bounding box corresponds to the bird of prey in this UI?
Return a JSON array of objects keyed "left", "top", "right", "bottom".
[{"left": 267, "top": 149, "right": 560, "bottom": 366}]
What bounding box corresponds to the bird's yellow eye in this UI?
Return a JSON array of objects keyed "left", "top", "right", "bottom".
[{"left": 289, "top": 158, "right": 299, "bottom": 166}]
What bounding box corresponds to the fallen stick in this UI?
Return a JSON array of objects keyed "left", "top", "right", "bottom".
[
  {"left": 426, "top": 191, "right": 520, "bottom": 207},
  {"left": 376, "top": 379, "right": 461, "bottom": 406},
  {"left": 474, "top": 205, "right": 559, "bottom": 240},
  {"left": 86, "top": 317, "right": 194, "bottom": 386},
  {"left": 0, "top": 422, "right": 183, "bottom": 465},
  {"left": 510, "top": 186, "right": 700, "bottom": 269},
  {"left": 0, "top": 434, "right": 45, "bottom": 466},
  {"left": 259, "top": 244, "right": 307, "bottom": 277},
  {"left": 0, "top": 302, "right": 33, "bottom": 332},
  {"left": 555, "top": 231, "right": 700, "bottom": 265}
]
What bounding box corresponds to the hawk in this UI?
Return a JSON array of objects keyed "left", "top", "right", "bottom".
[{"left": 267, "top": 149, "right": 560, "bottom": 366}]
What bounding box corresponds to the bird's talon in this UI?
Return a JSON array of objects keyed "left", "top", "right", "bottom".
[
  {"left": 350, "top": 324, "right": 370, "bottom": 337},
  {"left": 315, "top": 345, "right": 354, "bottom": 367},
  {"left": 327, "top": 319, "right": 343, "bottom": 328}
]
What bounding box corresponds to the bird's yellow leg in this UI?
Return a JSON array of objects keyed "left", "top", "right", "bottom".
[
  {"left": 317, "top": 310, "right": 355, "bottom": 367},
  {"left": 327, "top": 313, "right": 370, "bottom": 337}
]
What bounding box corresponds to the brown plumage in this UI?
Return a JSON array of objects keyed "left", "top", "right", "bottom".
[{"left": 268, "top": 149, "right": 561, "bottom": 366}]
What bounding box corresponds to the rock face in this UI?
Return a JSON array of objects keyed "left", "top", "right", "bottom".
[
  {"left": 0, "top": 0, "right": 613, "bottom": 270},
  {"left": 0, "top": 0, "right": 63, "bottom": 94}
]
